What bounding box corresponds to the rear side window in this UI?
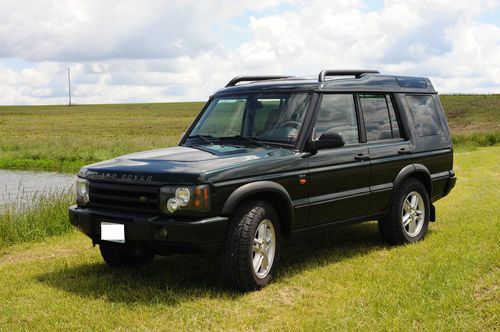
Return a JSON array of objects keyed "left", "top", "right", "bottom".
[
  {"left": 405, "top": 95, "right": 443, "bottom": 136},
  {"left": 314, "top": 94, "right": 359, "bottom": 144},
  {"left": 360, "top": 94, "right": 401, "bottom": 141}
]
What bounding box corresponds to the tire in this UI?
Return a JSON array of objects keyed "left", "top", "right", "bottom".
[
  {"left": 223, "top": 200, "right": 281, "bottom": 292},
  {"left": 99, "top": 243, "right": 155, "bottom": 268},
  {"left": 378, "top": 178, "right": 430, "bottom": 245}
]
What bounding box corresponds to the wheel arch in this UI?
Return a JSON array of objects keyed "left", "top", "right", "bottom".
[
  {"left": 394, "top": 164, "right": 431, "bottom": 192},
  {"left": 221, "top": 181, "right": 295, "bottom": 238},
  {"left": 393, "top": 164, "right": 435, "bottom": 221}
]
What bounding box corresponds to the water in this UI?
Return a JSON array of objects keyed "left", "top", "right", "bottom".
[{"left": 0, "top": 170, "right": 75, "bottom": 211}]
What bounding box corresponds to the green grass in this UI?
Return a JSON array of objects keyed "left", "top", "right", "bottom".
[
  {"left": 0, "top": 147, "right": 498, "bottom": 330},
  {"left": 452, "top": 131, "right": 499, "bottom": 149},
  {"left": 440, "top": 94, "right": 500, "bottom": 133},
  {"left": 0, "top": 102, "right": 203, "bottom": 173},
  {"left": 440, "top": 94, "right": 500, "bottom": 150},
  {"left": 0, "top": 192, "right": 74, "bottom": 249},
  {"left": 0, "top": 95, "right": 498, "bottom": 173}
]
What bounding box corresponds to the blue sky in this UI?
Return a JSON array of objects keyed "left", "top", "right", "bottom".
[{"left": 0, "top": 0, "right": 498, "bottom": 105}]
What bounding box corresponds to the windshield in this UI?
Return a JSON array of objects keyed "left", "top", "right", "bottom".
[{"left": 187, "top": 92, "right": 312, "bottom": 146}]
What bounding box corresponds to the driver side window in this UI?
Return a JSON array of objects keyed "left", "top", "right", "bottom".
[{"left": 314, "top": 94, "right": 359, "bottom": 144}]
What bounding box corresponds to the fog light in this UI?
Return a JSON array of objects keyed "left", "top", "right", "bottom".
[
  {"left": 159, "top": 225, "right": 168, "bottom": 239},
  {"left": 167, "top": 198, "right": 179, "bottom": 213}
]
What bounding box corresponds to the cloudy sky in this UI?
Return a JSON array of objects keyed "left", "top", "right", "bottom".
[{"left": 0, "top": 0, "right": 499, "bottom": 105}]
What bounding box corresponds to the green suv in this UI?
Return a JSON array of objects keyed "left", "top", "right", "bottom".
[{"left": 69, "top": 70, "right": 456, "bottom": 291}]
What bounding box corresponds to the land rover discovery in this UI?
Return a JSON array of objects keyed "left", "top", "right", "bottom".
[{"left": 69, "top": 70, "right": 456, "bottom": 291}]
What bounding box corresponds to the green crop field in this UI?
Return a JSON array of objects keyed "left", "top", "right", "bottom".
[
  {"left": 0, "top": 102, "right": 203, "bottom": 173},
  {"left": 0, "top": 94, "right": 498, "bottom": 173},
  {"left": 0, "top": 147, "right": 498, "bottom": 330}
]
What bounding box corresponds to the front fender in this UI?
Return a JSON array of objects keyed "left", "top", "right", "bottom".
[{"left": 220, "top": 181, "right": 295, "bottom": 231}]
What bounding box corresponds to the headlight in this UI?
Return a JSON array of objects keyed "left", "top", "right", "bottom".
[
  {"left": 76, "top": 178, "right": 89, "bottom": 206},
  {"left": 160, "top": 185, "right": 210, "bottom": 214},
  {"left": 175, "top": 187, "right": 191, "bottom": 207}
]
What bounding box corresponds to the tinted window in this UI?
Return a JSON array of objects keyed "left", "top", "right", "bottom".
[
  {"left": 386, "top": 96, "right": 401, "bottom": 138},
  {"left": 360, "top": 94, "right": 400, "bottom": 141},
  {"left": 190, "top": 93, "right": 311, "bottom": 145},
  {"left": 194, "top": 98, "right": 245, "bottom": 137},
  {"left": 314, "top": 94, "right": 358, "bottom": 144},
  {"left": 251, "top": 99, "right": 281, "bottom": 136},
  {"left": 405, "top": 95, "right": 443, "bottom": 136}
]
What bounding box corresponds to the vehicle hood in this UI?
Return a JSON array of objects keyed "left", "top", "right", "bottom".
[{"left": 79, "top": 144, "right": 298, "bottom": 185}]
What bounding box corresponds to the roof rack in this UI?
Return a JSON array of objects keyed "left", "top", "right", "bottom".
[
  {"left": 318, "top": 69, "right": 379, "bottom": 82},
  {"left": 225, "top": 75, "right": 293, "bottom": 87}
]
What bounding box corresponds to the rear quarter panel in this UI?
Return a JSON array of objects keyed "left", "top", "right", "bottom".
[{"left": 394, "top": 93, "right": 454, "bottom": 200}]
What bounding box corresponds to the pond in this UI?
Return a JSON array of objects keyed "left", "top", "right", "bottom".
[{"left": 0, "top": 170, "right": 75, "bottom": 211}]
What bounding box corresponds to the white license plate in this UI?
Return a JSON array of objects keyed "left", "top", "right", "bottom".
[{"left": 101, "top": 222, "right": 125, "bottom": 243}]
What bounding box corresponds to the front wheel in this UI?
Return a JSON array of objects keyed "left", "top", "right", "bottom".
[
  {"left": 223, "top": 201, "right": 281, "bottom": 292},
  {"left": 378, "top": 178, "right": 430, "bottom": 245}
]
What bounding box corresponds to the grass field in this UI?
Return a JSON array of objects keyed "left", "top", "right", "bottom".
[
  {"left": 0, "top": 95, "right": 498, "bottom": 329},
  {"left": 439, "top": 94, "right": 500, "bottom": 133},
  {"left": 0, "top": 147, "right": 498, "bottom": 330},
  {"left": 0, "top": 95, "right": 498, "bottom": 173},
  {"left": 0, "top": 102, "right": 203, "bottom": 172},
  {"left": 0, "top": 192, "right": 73, "bottom": 249}
]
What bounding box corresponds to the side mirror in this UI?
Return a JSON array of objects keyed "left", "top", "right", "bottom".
[{"left": 314, "top": 132, "right": 345, "bottom": 150}]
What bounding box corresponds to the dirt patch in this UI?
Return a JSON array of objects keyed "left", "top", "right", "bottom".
[{"left": 474, "top": 267, "right": 500, "bottom": 302}]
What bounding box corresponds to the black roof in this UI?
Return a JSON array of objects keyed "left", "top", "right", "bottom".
[{"left": 215, "top": 70, "right": 436, "bottom": 95}]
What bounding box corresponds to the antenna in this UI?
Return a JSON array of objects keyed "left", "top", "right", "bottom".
[{"left": 67, "top": 67, "right": 72, "bottom": 106}]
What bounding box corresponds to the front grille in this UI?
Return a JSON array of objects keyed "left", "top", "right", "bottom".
[{"left": 89, "top": 182, "right": 159, "bottom": 214}]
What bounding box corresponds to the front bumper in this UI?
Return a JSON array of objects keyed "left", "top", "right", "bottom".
[{"left": 68, "top": 205, "right": 229, "bottom": 254}]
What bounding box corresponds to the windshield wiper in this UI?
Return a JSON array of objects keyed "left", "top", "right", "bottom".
[
  {"left": 219, "top": 135, "right": 271, "bottom": 148},
  {"left": 187, "top": 134, "right": 215, "bottom": 145}
]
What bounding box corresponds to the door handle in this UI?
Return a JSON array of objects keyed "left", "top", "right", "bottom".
[
  {"left": 354, "top": 153, "right": 370, "bottom": 161},
  {"left": 398, "top": 148, "right": 411, "bottom": 155}
]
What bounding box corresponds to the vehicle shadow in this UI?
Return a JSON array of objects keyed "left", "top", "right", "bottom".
[{"left": 37, "top": 222, "right": 393, "bottom": 305}]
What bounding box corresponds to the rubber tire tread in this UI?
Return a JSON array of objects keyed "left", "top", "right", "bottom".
[
  {"left": 223, "top": 200, "right": 280, "bottom": 292},
  {"left": 378, "top": 178, "right": 430, "bottom": 245}
]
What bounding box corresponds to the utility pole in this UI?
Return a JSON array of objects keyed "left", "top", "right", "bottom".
[{"left": 67, "top": 67, "right": 72, "bottom": 106}]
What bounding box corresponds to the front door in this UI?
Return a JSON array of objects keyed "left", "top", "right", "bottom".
[{"left": 307, "top": 94, "right": 371, "bottom": 225}]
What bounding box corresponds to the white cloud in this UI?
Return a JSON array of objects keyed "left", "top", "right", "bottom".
[
  {"left": 0, "top": 0, "right": 298, "bottom": 62},
  {"left": 0, "top": 0, "right": 498, "bottom": 105}
]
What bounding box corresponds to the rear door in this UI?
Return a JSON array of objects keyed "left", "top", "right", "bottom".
[
  {"left": 357, "top": 94, "right": 412, "bottom": 214},
  {"left": 307, "top": 94, "right": 371, "bottom": 225}
]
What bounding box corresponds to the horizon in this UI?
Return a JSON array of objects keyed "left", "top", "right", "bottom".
[{"left": 2, "top": 92, "right": 500, "bottom": 108}]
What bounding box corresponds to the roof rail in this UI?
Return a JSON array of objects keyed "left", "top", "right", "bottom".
[
  {"left": 225, "top": 75, "right": 293, "bottom": 87},
  {"left": 318, "top": 69, "right": 379, "bottom": 82}
]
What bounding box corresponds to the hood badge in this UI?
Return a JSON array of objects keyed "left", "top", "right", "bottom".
[{"left": 85, "top": 171, "right": 153, "bottom": 183}]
